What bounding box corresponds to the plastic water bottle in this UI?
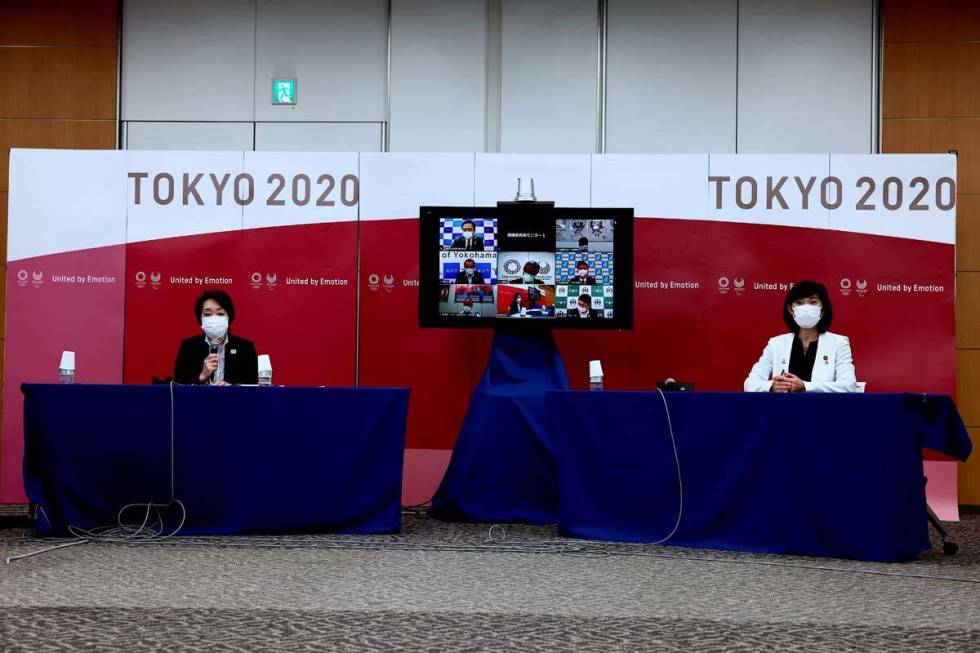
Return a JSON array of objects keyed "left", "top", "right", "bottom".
[
  {"left": 59, "top": 351, "right": 76, "bottom": 384},
  {"left": 589, "top": 360, "right": 604, "bottom": 391},
  {"left": 257, "top": 354, "right": 273, "bottom": 387}
]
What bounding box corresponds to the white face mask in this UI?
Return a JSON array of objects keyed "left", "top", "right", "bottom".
[
  {"left": 202, "top": 314, "right": 229, "bottom": 340},
  {"left": 522, "top": 273, "right": 534, "bottom": 283},
  {"left": 462, "top": 230, "right": 474, "bottom": 240},
  {"left": 577, "top": 269, "right": 588, "bottom": 278},
  {"left": 465, "top": 267, "right": 475, "bottom": 276},
  {"left": 792, "top": 304, "right": 822, "bottom": 329},
  {"left": 578, "top": 304, "right": 590, "bottom": 314}
]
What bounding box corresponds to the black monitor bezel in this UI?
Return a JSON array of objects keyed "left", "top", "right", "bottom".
[{"left": 418, "top": 204, "right": 634, "bottom": 330}]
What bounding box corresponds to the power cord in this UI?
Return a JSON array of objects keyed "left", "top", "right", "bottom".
[
  {"left": 7, "top": 382, "right": 186, "bottom": 563},
  {"left": 651, "top": 387, "right": 683, "bottom": 545}
]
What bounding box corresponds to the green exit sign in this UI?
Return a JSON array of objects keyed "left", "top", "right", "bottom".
[{"left": 272, "top": 78, "right": 297, "bottom": 105}]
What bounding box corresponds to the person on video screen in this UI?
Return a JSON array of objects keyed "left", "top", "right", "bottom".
[
  {"left": 527, "top": 286, "right": 544, "bottom": 311},
  {"left": 454, "top": 258, "right": 485, "bottom": 284},
  {"left": 508, "top": 261, "right": 544, "bottom": 284},
  {"left": 566, "top": 260, "right": 597, "bottom": 284},
  {"left": 451, "top": 220, "right": 485, "bottom": 251},
  {"left": 569, "top": 293, "right": 600, "bottom": 319},
  {"left": 577, "top": 237, "right": 589, "bottom": 253},
  {"left": 508, "top": 292, "right": 526, "bottom": 315},
  {"left": 459, "top": 297, "right": 479, "bottom": 316}
]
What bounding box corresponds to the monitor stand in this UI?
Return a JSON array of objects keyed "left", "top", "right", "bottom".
[{"left": 428, "top": 330, "right": 568, "bottom": 524}]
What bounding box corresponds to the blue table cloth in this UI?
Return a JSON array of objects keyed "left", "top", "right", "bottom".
[
  {"left": 550, "top": 391, "right": 972, "bottom": 562},
  {"left": 429, "top": 331, "right": 568, "bottom": 523},
  {"left": 23, "top": 384, "right": 410, "bottom": 536}
]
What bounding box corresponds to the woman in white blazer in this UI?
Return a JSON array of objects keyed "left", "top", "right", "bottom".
[{"left": 744, "top": 280, "right": 859, "bottom": 393}]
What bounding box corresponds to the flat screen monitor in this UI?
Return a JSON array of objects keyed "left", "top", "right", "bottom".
[{"left": 418, "top": 205, "right": 633, "bottom": 329}]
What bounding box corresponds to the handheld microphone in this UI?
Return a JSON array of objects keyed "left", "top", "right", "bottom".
[{"left": 207, "top": 339, "right": 219, "bottom": 383}]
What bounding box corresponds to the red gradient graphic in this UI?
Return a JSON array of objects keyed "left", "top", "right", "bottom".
[
  {"left": 2, "top": 245, "right": 126, "bottom": 501},
  {"left": 122, "top": 223, "right": 357, "bottom": 388},
  {"left": 360, "top": 216, "right": 955, "bottom": 449},
  {"left": 239, "top": 223, "right": 357, "bottom": 387},
  {"left": 0, "top": 216, "right": 957, "bottom": 504},
  {"left": 357, "top": 218, "right": 493, "bottom": 450},
  {"left": 627, "top": 218, "right": 955, "bottom": 397},
  {"left": 123, "top": 231, "right": 247, "bottom": 385}
]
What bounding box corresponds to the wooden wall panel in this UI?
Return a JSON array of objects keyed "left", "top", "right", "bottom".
[
  {"left": 0, "top": 192, "right": 6, "bottom": 264},
  {"left": 956, "top": 350, "right": 980, "bottom": 426},
  {"left": 0, "top": 0, "right": 118, "bottom": 47},
  {"left": 883, "top": 42, "right": 980, "bottom": 118},
  {"left": 962, "top": 427, "right": 980, "bottom": 504},
  {"left": 884, "top": 0, "right": 980, "bottom": 43},
  {"left": 956, "top": 272, "right": 980, "bottom": 348},
  {"left": 0, "top": 266, "right": 6, "bottom": 338},
  {"left": 0, "top": 47, "right": 117, "bottom": 119},
  {"left": 956, "top": 195, "right": 980, "bottom": 272},
  {"left": 882, "top": 118, "right": 980, "bottom": 194},
  {"left": 884, "top": 0, "right": 980, "bottom": 505},
  {"left": 0, "top": 1, "right": 118, "bottom": 491},
  {"left": 0, "top": 120, "right": 116, "bottom": 192}
]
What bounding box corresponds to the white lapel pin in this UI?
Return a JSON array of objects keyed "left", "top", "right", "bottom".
[{"left": 230, "top": 349, "right": 237, "bottom": 354}]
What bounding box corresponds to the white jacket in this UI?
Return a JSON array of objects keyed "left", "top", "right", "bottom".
[{"left": 744, "top": 331, "right": 859, "bottom": 393}]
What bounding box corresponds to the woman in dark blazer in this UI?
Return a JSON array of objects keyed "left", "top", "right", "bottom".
[
  {"left": 174, "top": 290, "right": 258, "bottom": 385},
  {"left": 508, "top": 293, "right": 525, "bottom": 315}
]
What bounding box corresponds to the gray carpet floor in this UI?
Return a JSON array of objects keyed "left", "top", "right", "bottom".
[{"left": 1, "top": 511, "right": 978, "bottom": 652}]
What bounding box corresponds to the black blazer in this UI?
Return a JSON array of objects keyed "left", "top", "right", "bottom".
[
  {"left": 451, "top": 236, "right": 485, "bottom": 251},
  {"left": 174, "top": 333, "right": 259, "bottom": 385},
  {"left": 454, "top": 270, "right": 485, "bottom": 283}
]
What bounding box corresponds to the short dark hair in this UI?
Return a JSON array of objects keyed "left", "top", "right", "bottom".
[
  {"left": 577, "top": 293, "right": 592, "bottom": 305},
  {"left": 578, "top": 237, "right": 589, "bottom": 246},
  {"left": 464, "top": 258, "right": 476, "bottom": 266},
  {"left": 195, "top": 289, "right": 235, "bottom": 324},
  {"left": 461, "top": 220, "right": 476, "bottom": 229},
  {"left": 576, "top": 261, "right": 589, "bottom": 270},
  {"left": 524, "top": 261, "right": 540, "bottom": 274},
  {"left": 782, "top": 280, "right": 832, "bottom": 333}
]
